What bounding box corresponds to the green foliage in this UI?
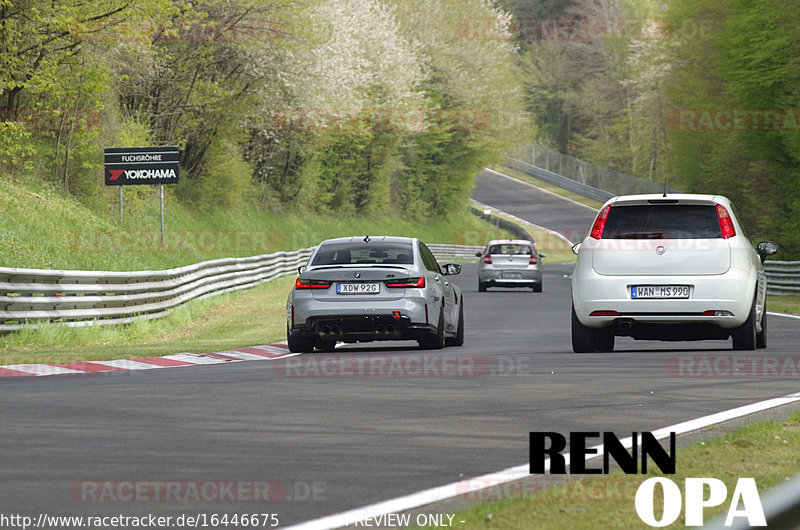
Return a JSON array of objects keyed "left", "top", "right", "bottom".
[
  {"left": 512, "top": 0, "right": 800, "bottom": 257},
  {"left": 0, "top": 121, "right": 35, "bottom": 175},
  {"left": 663, "top": 0, "right": 800, "bottom": 255}
]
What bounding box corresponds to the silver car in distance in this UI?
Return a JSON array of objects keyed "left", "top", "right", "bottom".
[
  {"left": 571, "top": 194, "right": 778, "bottom": 353},
  {"left": 476, "top": 239, "right": 545, "bottom": 292},
  {"left": 287, "top": 236, "right": 465, "bottom": 353}
]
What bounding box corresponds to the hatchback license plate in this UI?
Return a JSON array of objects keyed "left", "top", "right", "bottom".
[
  {"left": 500, "top": 272, "right": 522, "bottom": 279},
  {"left": 336, "top": 283, "right": 379, "bottom": 294},
  {"left": 632, "top": 285, "right": 690, "bottom": 299}
]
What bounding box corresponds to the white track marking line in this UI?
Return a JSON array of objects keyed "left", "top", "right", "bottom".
[
  {"left": 284, "top": 391, "right": 800, "bottom": 530},
  {"left": 470, "top": 198, "right": 575, "bottom": 246},
  {"left": 482, "top": 167, "right": 600, "bottom": 211},
  {"left": 768, "top": 311, "right": 800, "bottom": 320}
]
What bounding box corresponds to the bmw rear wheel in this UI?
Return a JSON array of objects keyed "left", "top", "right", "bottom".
[
  {"left": 419, "top": 306, "right": 446, "bottom": 350},
  {"left": 446, "top": 298, "right": 465, "bottom": 347},
  {"left": 288, "top": 327, "right": 315, "bottom": 353}
]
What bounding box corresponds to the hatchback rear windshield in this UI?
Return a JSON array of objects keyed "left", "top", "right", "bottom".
[
  {"left": 487, "top": 244, "right": 532, "bottom": 254},
  {"left": 311, "top": 242, "right": 414, "bottom": 265},
  {"left": 602, "top": 205, "right": 722, "bottom": 239}
]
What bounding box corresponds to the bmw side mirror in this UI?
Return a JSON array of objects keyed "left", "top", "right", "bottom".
[
  {"left": 475, "top": 251, "right": 482, "bottom": 257},
  {"left": 298, "top": 266, "right": 306, "bottom": 274},
  {"left": 539, "top": 253, "right": 547, "bottom": 259},
  {"left": 571, "top": 243, "right": 581, "bottom": 255},
  {"left": 757, "top": 241, "right": 778, "bottom": 263},
  {"left": 443, "top": 263, "right": 462, "bottom": 275}
]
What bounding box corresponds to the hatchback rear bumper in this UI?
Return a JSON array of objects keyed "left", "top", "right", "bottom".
[{"left": 572, "top": 267, "right": 756, "bottom": 329}]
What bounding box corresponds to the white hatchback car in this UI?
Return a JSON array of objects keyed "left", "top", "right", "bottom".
[{"left": 571, "top": 194, "right": 778, "bottom": 352}]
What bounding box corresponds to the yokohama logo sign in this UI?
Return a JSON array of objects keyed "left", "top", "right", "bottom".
[{"left": 104, "top": 146, "right": 180, "bottom": 186}]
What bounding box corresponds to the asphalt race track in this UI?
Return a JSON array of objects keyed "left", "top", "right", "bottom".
[{"left": 2, "top": 171, "right": 799, "bottom": 528}]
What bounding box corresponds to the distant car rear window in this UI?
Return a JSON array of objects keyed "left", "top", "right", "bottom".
[
  {"left": 602, "top": 205, "right": 722, "bottom": 239},
  {"left": 311, "top": 242, "right": 414, "bottom": 265},
  {"left": 488, "top": 244, "right": 532, "bottom": 254}
]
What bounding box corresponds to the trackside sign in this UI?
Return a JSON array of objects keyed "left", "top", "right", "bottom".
[{"left": 104, "top": 146, "right": 179, "bottom": 185}]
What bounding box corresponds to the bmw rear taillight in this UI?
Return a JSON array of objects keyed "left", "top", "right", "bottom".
[
  {"left": 483, "top": 255, "right": 492, "bottom": 264},
  {"left": 386, "top": 276, "right": 425, "bottom": 288},
  {"left": 590, "top": 205, "right": 611, "bottom": 240},
  {"left": 529, "top": 255, "right": 538, "bottom": 265},
  {"left": 716, "top": 204, "right": 736, "bottom": 239},
  {"left": 295, "top": 278, "right": 332, "bottom": 289}
]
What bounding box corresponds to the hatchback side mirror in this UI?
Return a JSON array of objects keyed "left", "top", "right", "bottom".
[
  {"left": 298, "top": 265, "right": 306, "bottom": 274},
  {"left": 571, "top": 243, "right": 581, "bottom": 255},
  {"left": 539, "top": 253, "right": 547, "bottom": 259},
  {"left": 757, "top": 241, "right": 778, "bottom": 263},
  {"left": 475, "top": 251, "right": 482, "bottom": 257}
]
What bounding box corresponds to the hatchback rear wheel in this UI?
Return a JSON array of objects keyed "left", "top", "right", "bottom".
[
  {"left": 732, "top": 298, "right": 757, "bottom": 351},
  {"left": 756, "top": 308, "right": 767, "bottom": 349},
  {"left": 572, "top": 305, "right": 614, "bottom": 353}
]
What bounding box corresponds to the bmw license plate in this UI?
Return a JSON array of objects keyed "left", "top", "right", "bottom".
[
  {"left": 500, "top": 272, "right": 522, "bottom": 279},
  {"left": 631, "top": 286, "right": 690, "bottom": 299},
  {"left": 336, "top": 283, "right": 380, "bottom": 295}
]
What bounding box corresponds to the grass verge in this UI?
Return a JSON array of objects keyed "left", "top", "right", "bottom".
[
  {"left": 0, "top": 276, "right": 295, "bottom": 365},
  {"left": 0, "top": 177, "right": 513, "bottom": 271},
  {"left": 423, "top": 412, "right": 800, "bottom": 529},
  {"left": 767, "top": 295, "right": 800, "bottom": 315}
]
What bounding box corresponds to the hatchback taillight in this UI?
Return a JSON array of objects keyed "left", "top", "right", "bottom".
[
  {"left": 529, "top": 255, "right": 538, "bottom": 265},
  {"left": 716, "top": 204, "right": 736, "bottom": 239},
  {"left": 483, "top": 255, "right": 492, "bottom": 264},
  {"left": 590, "top": 205, "right": 611, "bottom": 240},
  {"left": 295, "top": 278, "right": 332, "bottom": 289}
]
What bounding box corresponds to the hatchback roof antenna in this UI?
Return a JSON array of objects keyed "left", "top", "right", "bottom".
[{"left": 662, "top": 176, "right": 668, "bottom": 197}]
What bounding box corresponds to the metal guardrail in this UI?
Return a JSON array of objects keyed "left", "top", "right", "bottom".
[
  {"left": 0, "top": 248, "right": 315, "bottom": 331},
  {"left": 504, "top": 157, "right": 616, "bottom": 203},
  {"left": 509, "top": 144, "right": 679, "bottom": 197},
  {"left": 0, "top": 245, "right": 484, "bottom": 332},
  {"left": 468, "top": 204, "right": 537, "bottom": 243},
  {"left": 764, "top": 260, "right": 800, "bottom": 296},
  {"left": 428, "top": 244, "right": 483, "bottom": 261}
]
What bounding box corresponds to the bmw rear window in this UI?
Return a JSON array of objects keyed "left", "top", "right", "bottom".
[
  {"left": 488, "top": 244, "right": 532, "bottom": 254},
  {"left": 602, "top": 205, "right": 722, "bottom": 239},
  {"left": 311, "top": 242, "right": 414, "bottom": 265}
]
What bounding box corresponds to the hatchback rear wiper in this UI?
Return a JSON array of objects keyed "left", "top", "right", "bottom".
[{"left": 619, "top": 231, "right": 665, "bottom": 239}]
